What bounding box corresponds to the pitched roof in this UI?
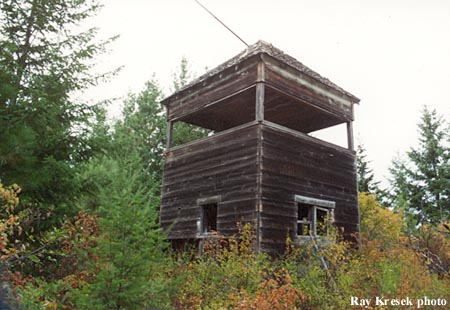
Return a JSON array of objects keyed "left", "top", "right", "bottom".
[{"left": 164, "top": 40, "right": 359, "bottom": 103}]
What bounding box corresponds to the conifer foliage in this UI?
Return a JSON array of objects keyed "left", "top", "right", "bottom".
[
  {"left": 389, "top": 107, "right": 450, "bottom": 225},
  {"left": 0, "top": 0, "right": 115, "bottom": 211},
  {"left": 356, "top": 143, "right": 379, "bottom": 194},
  {"left": 117, "top": 81, "right": 166, "bottom": 194},
  {"left": 75, "top": 153, "right": 169, "bottom": 309}
]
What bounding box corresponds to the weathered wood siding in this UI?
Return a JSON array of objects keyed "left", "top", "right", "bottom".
[
  {"left": 166, "top": 57, "right": 260, "bottom": 122},
  {"left": 160, "top": 122, "right": 259, "bottom": 239},
  {"left": 263, "top": 55, "right": 355, "bottom": 121},
  {"left": 259, "top": 122, "right": 359, "bottom": 254},
  {"left": 161, "top": 121, "right": 359, "bottom": 252}
]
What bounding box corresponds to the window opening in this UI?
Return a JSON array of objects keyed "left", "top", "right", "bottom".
[
  {"left": 295, "top": 195, "right": 335, "bottom": 237},
  {"left": 297, "top": 203, "right": 312, "bottom": 236},
  {"left": 316, "top": 207, "right": 331, "bottom": 236},
  {"left": 202, "top": 203, "right": 218, "bottom": 234}
]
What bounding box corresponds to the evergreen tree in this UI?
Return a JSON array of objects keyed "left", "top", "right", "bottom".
[
  {"left": 76, "top": 153, "right": 170, "bottom": 309},
  {"left": 0, "top": 0, "right": 115, "bottom": 216},
  {"left": 116, "top": 80, "right": 166, "bottom": 194},
  {"left": 387, "top": 155, "right": 417, "bottom": 228},
  {"left": 111, "top": 58, "right": 210, "bottom": 193},
  {"left": 73, "top": 109, "right": 172, "bottom": 309},
  {"left": 388, "top": 107, "right": 449, "bottom": 225},
  {"left": 171, "top": 56, "right": 191, "bottom": 93},
  {"left": 356, "top": 143, "right": 379, "bottom": 194}
]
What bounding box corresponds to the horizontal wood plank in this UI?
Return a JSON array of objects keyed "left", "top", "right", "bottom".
[
  {"left": 161, "top": 125, "right": 259, "bottom": 239},
  {"left": 258, "top": 124, "right": 359, "bottom": 250}
]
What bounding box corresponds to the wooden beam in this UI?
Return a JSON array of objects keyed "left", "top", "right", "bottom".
[
  {"left": 262, "top": 55, "right": 358, "bottom": 108},
  {"left": 264, "top": 83, "right": 351, "bottom": 122},
  {"left": 170, "top": 84, "right": 256, "bottom": 123},
  {"left": 166, "top": 120, "right": 173, "bottom": 149},
  {"left": 161, "top": 56, "right": 260, "bottom": 107},
  {"left": 256, "top": 124, "right": 262, "bottom": 253},
  {"left": 255, "top": 61, "right": 265, "bottom": 122},
  {"left": 262, "top": 120, "right": 354, "bottom": 154},
  {"left": 346, "top": 121, "right": 354, "bottom": 151},
  {"left": 294, "top": 195, "right": 336, "bottom": 208},
  {"left": 197, "top": 195, "right": 222, "bottom": 205},
  {"left": 165, "top": 61, "right": 259, "bottom": 122},
  {"left": 167, "top": 120, "right": 258, "bottom": 152},
  {"left": 255, "top": 82, "right": 265, "bottom": 121}
]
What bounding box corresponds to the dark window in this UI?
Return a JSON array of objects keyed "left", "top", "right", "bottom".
[
  {"left": 297, "top": 203, "right": 312, "bottom": 236},
  {"left": 202, "top": 203, "right": 217, "bottom": 234},
  {"left": 297, "top": 204, "right": 332, "bottom": 237}
]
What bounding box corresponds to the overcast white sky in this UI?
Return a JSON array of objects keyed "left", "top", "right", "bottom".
[{"left": 84, "top": 0, "right": 450, "bottom": 187}]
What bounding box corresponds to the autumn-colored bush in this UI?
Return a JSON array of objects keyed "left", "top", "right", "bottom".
[
  {"left": 172, "top": 224, "right": 308, "bottom": 310},
  {"left": 279, "top": 193, "right": 450, "bottom": 310},
  {"left": 1, "top": 183, "right": 25, "bottom": 261},
  {"left": 1, "top": 183, "right": 99, "bottom": 309},
  {"left": 5, "top": 192, "right": 449, "bottom": 309},
  {"left": 337, "top": 194, "right": 450, "bottom": 306},
  {"left": 408, "top": 222, "right": 450, "bottom": 277},
  {"left": 7, "top": 210, "right": 99, "bottom": 309},
  {"left": 233, "top": 269, "right": 307, "bottom": 310},
  {"left": 359, "top": 192, "right": 404, "bottom": 247},
  {"left": 172, "top": 224, "right": 262, "bottom": 309}
]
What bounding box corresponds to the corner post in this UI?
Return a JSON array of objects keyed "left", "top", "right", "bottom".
[
  {"left": 346, "top": 121, "right": 354, "bottom": 151},
  {"left": 255, "top": 59, "right": 265, "bottom": 122},
  {"left": 166, "top": 120, "right": 173, "bottom": 149}
]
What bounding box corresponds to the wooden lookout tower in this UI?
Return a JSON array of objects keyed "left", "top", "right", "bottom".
[{"left": 160, "top": 41, "right": 360, "bottom": 254}]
